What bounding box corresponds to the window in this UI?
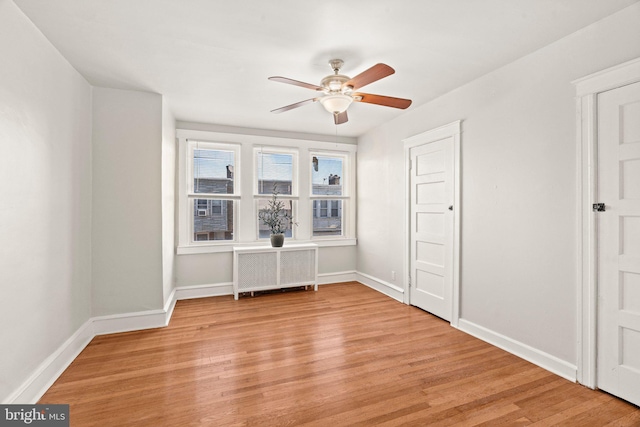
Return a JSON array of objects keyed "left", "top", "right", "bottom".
[
  {"left": 193, "top": 147, "right": 235, "bottom": 194},
  {"left": 256, "top": 151, "right": 293, "bottom": 195},
  {"left": 317, "top": 200, "right": 328, "bottom": 217},
  {"left": 184, "top": 140, "right": 240, "bottom": 244},
  {"left": 331, "top": 201, "right": 339, "bottom": 217},
  {"left": 310, "top": 154, "right": 346, "bottom": 237},
  {"left": 255, "top": 148, "right": 297, "bottom": 240},
  {"left": 257, "top": 198, "right": 294, "bottom": 238},
  {"left": 177, "top": 130, "right": 356, "bottom": 254},
  {"left": 211, "top": 200, "right": 222, "bottom": 215}
]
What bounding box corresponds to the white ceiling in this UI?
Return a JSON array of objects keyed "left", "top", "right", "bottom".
[{"left": 14, "top": 0, "right": 638, "bottom": 137}]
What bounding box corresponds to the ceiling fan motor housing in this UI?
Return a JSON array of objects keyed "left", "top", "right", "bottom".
[{"left": 321, "top": 74, "right": 352, "bottom": 94}]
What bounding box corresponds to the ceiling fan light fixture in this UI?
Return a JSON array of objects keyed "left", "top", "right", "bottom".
[{"left": 319, "top": 94, "right": 353, "bottom": 114}]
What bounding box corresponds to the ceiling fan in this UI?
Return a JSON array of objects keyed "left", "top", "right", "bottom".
[{"left": 268, "top": 59, "right": 412, "bottom": 125}]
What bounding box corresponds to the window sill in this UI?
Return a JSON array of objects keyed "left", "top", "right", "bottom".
[{"left": 176, "top": 238, "right": 357, "bottom": 255}]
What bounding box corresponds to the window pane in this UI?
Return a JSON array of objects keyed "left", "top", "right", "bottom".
[
  {"left": 193, "top": 199, "right": 234, "bottom": 241},
  {"left": 257, "top": 152, "right": 292, "bottom": 195},
  {"left": 312, "top": 155, "right": 342, "bottom": 196},
  {"left": 320, "top": 200, "right": 328, "bottom": 217},
  {"left": 313, "top": 200, "right": 342, "bottom": 236},
  {"left": 193, "top": 148, "right": 234, "bottom": 194},
  {"left": 257, "top": 199, "right": 293, "bottom": 239},
  {"left": 211, "top": 200, "right": 222, "bottom": 214}
]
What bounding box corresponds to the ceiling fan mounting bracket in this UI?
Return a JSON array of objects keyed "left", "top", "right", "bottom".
[{"left": 329, "top": 59, "right": 344, "bottom": 74}]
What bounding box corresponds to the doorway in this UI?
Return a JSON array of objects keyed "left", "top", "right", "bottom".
[
  {"left": 575, "top": 58, "right": 640, "bottom": 406},
  {"left": 596, "top": 80, "right": 640, "bottom": 406}
]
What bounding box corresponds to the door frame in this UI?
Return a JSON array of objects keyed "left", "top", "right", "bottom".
[
  {"left": 573, "top": 57, "right": 640, "bottom": 389},
  {"left": 403, "top": 121, "right": 461, "bottom": 327}
]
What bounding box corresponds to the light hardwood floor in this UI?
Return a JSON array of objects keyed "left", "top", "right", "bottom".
[{"left": 40, "top": 282, "right": 639, "bottom": 426}]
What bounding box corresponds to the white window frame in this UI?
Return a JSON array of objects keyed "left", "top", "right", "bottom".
[
  {"left": 254, "top": 146, "right": 299, "bottom": 241},
  {"left": 178, "top": 138, "right": 241, "bottom": 250},
  {"left": 177, "top": 130, "right": 356, "bottom": 254},
  {"left": 309, "top": 150, "right": 351, "bottom": 239}
]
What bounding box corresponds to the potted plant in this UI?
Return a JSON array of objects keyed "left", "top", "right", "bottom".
[{"left": 258, "top": 185, "right": 295, "bottom": 247}]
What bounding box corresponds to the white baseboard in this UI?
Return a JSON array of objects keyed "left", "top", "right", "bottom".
[
  {"left": 92, "top": 308, "right": 170, "bottom": 336},
  {"left": 164, "top": 288, "right": 178, "bottom": 324},
  {"left": 356, "top": 271, "right": 404, "bottom": 302},
  {"left": 4, "top": 320, "right": 94, "bottom": 404},
  {"left": 174, "top": 282, "right": 233, "bottom": 300},
  {"left": 457, "top": 318, "right": 577, "bottom": 382},
  {"left": 318, "top": 270, "right": 357, "bottom": 285}
]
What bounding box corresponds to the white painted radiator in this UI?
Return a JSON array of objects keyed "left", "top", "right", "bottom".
[{"left": 233, "top": 244, "right": 318, "bottom": 300}]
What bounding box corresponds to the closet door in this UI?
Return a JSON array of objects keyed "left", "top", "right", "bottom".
[{"left": 596, "top": 81, "right": 640, "bottom": 406}]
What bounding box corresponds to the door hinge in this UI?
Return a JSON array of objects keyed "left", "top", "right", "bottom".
[
  {"left": 592, "top": 203, "right": 606, "bottom": 212},
  {"left": 408, "top": 274, "right": 411, "bottom": 287}
]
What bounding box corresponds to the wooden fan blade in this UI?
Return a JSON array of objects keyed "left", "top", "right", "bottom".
[
  {"left": 353, "top": 92, "right": 412, "bottom": 109},
  {"left": 334, "top": 111, "right": 348, "bottom": 125},
  {"left": 268, "top": 76, "right": 323, "bottom": 91},
  {"left": 344, "top": 63, "right": 395, "bottom": 90},
  {"left": 271, "top": 98, "right": 318, "bottom": 114}
]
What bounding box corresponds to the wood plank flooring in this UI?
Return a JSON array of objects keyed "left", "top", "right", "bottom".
[{"left": 40, "top": 282, "right": 640, "bottom": 426}]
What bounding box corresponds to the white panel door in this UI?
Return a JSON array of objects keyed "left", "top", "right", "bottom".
[
  {"left": 596, "top": 81, "right": 640, "bottom": 406},
  {"left": 410, "top": 137, "right": 453, "bottom": 320}
]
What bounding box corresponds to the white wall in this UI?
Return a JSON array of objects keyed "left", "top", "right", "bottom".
[
  {"left": 162, "top": 100, "right": 176, "bottom": 304},
  {"left": 0, "top": 0, "right": 92, "bottom": 402},
  {"left": 92, "top": 88, "right": 164, "bottom": 315},
  {"left": 357, "top": 3, "right": 640, "bottom": 366},
  {"left": 318, "top": 246, "right": 356, "bottom": 275}
]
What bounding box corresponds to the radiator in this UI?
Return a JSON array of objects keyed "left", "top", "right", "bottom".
[{"left": 233, "top": 243, "right": 318, "bottom": 299}]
